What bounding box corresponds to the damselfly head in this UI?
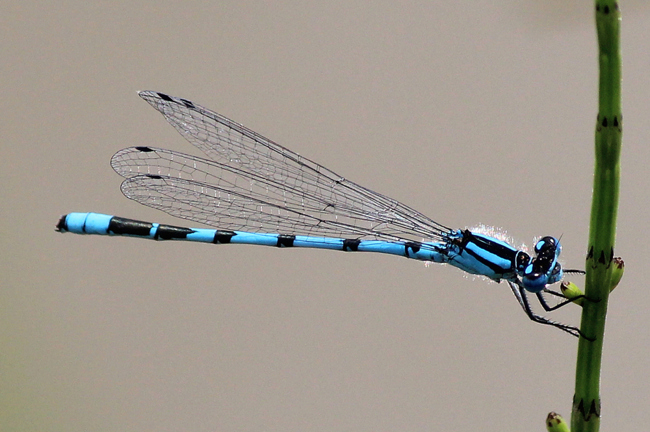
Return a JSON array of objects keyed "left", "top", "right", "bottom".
[{"left": 521, "top": 237, "right": 564, "bottom": 292}]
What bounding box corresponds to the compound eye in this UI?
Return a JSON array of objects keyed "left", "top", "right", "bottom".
[{"left": 534, "top": 236, "right": 557, "bottom": 254}]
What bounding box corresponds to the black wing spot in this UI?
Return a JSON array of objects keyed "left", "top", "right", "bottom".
[{"left": 179, "top": 98, "right": 195, "bottom": 109}]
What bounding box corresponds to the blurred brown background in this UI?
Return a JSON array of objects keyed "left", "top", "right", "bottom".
[{"left": 2, "top": 1, "right": 649, "bottom": 431}]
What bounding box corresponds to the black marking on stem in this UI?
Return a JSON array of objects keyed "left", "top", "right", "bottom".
[
  {"left": 595, "top": 3, "right": 611, "bottom": 14},
  {"left": 573, "top": 395, "right": 601, "bottom": 421}
]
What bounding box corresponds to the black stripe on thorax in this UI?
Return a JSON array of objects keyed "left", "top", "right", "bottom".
[{"left": 456, "top": 230, "right": 517, "bottom": 273}]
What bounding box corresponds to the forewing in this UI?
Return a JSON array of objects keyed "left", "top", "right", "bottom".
[{"left": 110, "top": 91, "right": 451, "bottom": 242}]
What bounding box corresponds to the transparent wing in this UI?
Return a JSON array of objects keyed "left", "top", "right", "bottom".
[{"left": 110, "top": 91, "right": 452, "bottom": 242}]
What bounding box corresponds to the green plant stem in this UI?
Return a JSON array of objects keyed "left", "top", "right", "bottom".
[{"left": 570, "top": 2, "right": 622, "bottom": 431}]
